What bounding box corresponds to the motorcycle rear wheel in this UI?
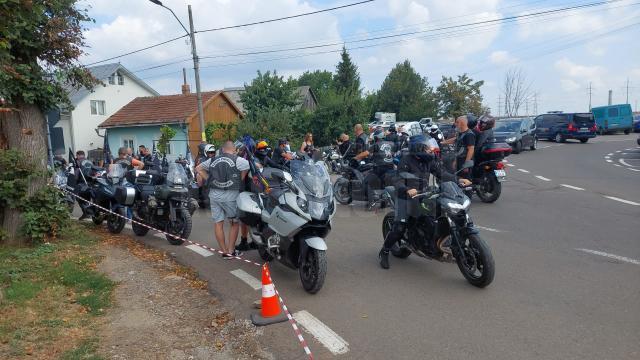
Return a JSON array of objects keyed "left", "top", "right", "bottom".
[
  {"left": 454, "top": 234, "right": 495, "bottom": 288},
  {"left": 131, "top": 217, "right": 149, "bottom": 236},
  {"left": 107, "top": 208, "right": 126, "bottom": 234},
  {"left": 476, "top": 174, "right": 501, "bottom": 203},
  {"left": 166, "top": 208, "right": 191, "bottom": 245},
  {"left": 299, "top": 248, "right": 327, "bottom": 294},
  {"left": 91, "top": 213, "right": 104, "bottom": 225},
  {"left": 333, "top": 178, "right": 352, "bottom": 205}
]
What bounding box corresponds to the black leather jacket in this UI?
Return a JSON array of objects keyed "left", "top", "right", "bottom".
[{"left": 394, "top": 153, "right": 456, "bottom": 200}]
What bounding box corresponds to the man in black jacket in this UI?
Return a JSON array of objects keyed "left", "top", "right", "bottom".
[{"left": 378, "top": 135, "right": 471, "bottom": 269}]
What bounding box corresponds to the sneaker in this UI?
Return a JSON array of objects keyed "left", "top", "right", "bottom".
[
  {"left": 235, "top": 238, "right": 250, "bottom": 251},
  {"left": 233, "top": 250, "right": 243, "bottom": 257},
  {"left": 378, "top": 249, "right": 390, "bottom": 269}
]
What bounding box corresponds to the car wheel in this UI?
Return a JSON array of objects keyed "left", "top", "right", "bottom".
[
  {"left": 512, "top": 141, "right": 522, "bottom": 154},
  {"left": 624, "top": 129, "right": 630, "bottom": 135},
  {"left": 579, "top": 138, "right": 588, "bottom": 143},
  {"left": 554, "top": 133, "right": 565, "bottom": 143}
]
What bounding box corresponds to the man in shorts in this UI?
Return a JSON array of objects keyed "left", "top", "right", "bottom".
[{"left": 196, "top": 141, "right": 249, "bottom": 258}]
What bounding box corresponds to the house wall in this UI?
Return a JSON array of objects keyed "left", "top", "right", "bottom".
[
  {"left": 70, "top": 73, "right": 156, "bottom": 153},
  {"left": 187, "top": 94, "right": 240, "bottom": 155},
  {"left": 105, "top": 124, "right": 188, "bottom": 161}
]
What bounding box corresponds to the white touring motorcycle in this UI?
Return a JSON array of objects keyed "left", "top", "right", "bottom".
[{"left": 237, "top": 159, "right": 336, "bottom": 294}]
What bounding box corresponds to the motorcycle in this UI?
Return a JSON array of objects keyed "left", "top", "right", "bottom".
[
  {"left": 381, "top": 172, "right": 495, "bottom": 288},
  {"left": 51, "top": 160, "right": 76, "bottom": 212},
  {"left": 333, "top": 160, "right": 393, "bottom": 209},
  {"left": 86, "top": 164, "right": 133, "bottom": 234},
  {"left": 174, "top": 155, "right": 200, "bottom": 215},
  {"left": 130, "top": 162, "right": 193, "bottom": 245},
  {"left": 323, "top": 146, "right": 343, "bottom": 174},
  {"left": 237, "top": 159, "right": 335, "bottom": 294}
]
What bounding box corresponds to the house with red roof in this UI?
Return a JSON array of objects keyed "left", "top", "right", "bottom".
[{"left": 98, "top": 85, "right": 242, "bottom": 159}]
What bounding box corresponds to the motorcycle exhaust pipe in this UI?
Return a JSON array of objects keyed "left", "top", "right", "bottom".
[{"left": 437, "top": 236, "right": 452, "bottom": 255}]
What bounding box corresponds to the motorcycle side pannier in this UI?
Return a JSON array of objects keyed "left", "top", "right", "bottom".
[
  {"left": 237, "top": 192, "right": 262, "bottom": 226},
  {"left": 481, "top": 142, "right": 512, "bottom": 161},
  {"left": 114, "top": 186, "right": 136, "bottom": 206}
]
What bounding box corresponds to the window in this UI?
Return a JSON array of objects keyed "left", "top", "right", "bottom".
[
  {"left": 123, "top": 139, "right": 134, "bottom": 149},
  {"left": 90, "top": 100, "right": 106, "bottom": 115},
  {"left": 608, "top": 107, "right": 619, "bottom": 117},
  {"left": 108, "top": 74, "right": 115, "bottom": 85},
  {"left": 117, "top": 72, "right": 124, "bottom": 85}
]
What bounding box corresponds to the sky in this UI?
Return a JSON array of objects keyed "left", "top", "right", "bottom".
[{"left": 79, "top": 0, "right": 640, "bottom": 115}]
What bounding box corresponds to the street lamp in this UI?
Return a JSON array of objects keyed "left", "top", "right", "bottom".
[{"left": 149, "top": 0, "right": 207, "bottom": 143}]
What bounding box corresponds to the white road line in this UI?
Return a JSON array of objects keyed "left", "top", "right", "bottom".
[
  {"left": 613, "top": 164, "right": 622, "bottom": 167},
  {"left": 292, "top": 310, "right": 349, "bottom": 355},
  {"left": 604, "top": 156, "right": 610, "bottom": 159},
  {"left": 560, "top": 184, "right": 585, "bottom": 191},
  {"left": 575, "top": 248, "right": 640, "bottom": 265},
  {"left": 607, "top": 153, "right": 614, "bottom": 156},
  {"left": 628, "top": 168, "right": 640, "bottom": 172},
  {"left": 230, "top": 269, "right": 261, "bottom": 290},
  {"left": 603, "top": 196, "right": 640, "bottom": 206},
  {"left": 476, "top": 225, "right": 503, "bottom": 233},
  {"left": 535, "top": 175, "right": 551, "bottom": 181},
  {"left": 186, "top": 244, "right": 215, "bottom": 257},
  {"left": 517, "top": 169, "right": 530, "bottom": 173},
  {"left": 616, "top": 150, "right": 622, "bottom": 153},
  {"left": 619, "top": 159, "right": 636, "bottom": 167},
  {"left": 606, "top": 159, "right": 613, "bottom": 163},
  {"left": 505, "top": 163, "right": 515, "bottom": 167}
]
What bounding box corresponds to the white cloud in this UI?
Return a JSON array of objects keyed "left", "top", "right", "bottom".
[
  {"left": 554, "top": 58, "right": 605, "bottom": 80},
  {"left": 488, "top": 50, "right": 518, "bottom": 65},
  {"left": 560, "top": 79, "right": 580, "bottom": 92}
]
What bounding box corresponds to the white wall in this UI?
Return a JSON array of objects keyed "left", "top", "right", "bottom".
[{"left": 70, "top": 72, "right": 155, "bottom": 153}]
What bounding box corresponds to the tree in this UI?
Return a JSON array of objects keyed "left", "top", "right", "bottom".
[
  {"left": 240, "top": 70, "right": 300, "bottom": 120},
  {"left": 377, "top": 60, "right": 436, "bottom": 122},
  {"left": 0, "top": 0, "right": 98, "bottom": 244},
  {"left": 297, "top": 70, "right": 333, "bottom": 103},
  {"left": 333, "top": 46, "right": 361, "bottom": 96},
  {"left": 157, "top": 125, "right": 177, "bottom": 156},
  {"left": 436, "top": 74, "right": 485, "bottom": 119},
  {"left": 502, "top": 68, "right": 532, "bottom": 117}
]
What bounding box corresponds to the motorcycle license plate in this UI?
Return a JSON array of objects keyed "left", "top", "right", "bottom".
[{"left": 494, "top": 169, "right": 506, "bottom": 182}]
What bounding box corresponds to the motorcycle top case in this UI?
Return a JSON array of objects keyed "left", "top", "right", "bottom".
[
  {"left": 114, "top": 186, "right": 136, "bottom": 206},
  {"left": 480, "top": 142, "right": 512, "bottom": 161},
  {"left": 236, "top": 192, "right": 262, "bottom": 226}
]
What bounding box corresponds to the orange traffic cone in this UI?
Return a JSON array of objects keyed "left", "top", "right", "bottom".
[{"left": 251, "top": 264, "right": 288, "bottom": 326}]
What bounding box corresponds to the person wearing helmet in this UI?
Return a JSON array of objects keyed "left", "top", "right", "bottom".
[
  {"left": 196, "top": 141, "right": 250, "bottom": 258},
  {"left": 254, "top": 140, "right": 280, "bottom": 168},
  {"left": 428, "top": 124, "right": 444, "bottom": 145},
  {"left": 378, "top": 134, "right": 471, "bottom": 269},
  {"left": 385, "top": 124, "right": 399, "bottom": 149},
  {"left": 476, "top": 116, "right": 496, "bottom": 150}
]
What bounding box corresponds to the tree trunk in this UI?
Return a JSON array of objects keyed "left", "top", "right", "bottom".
[{"left": 0, "top": 102, "right": 48, "bottom": 245}]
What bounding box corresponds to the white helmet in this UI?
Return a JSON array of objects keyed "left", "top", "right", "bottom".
[
  {"left": 430, "top": 124, "right": 439, "bottom": 131},
  {"left": 204, "top": 144, "right": 216, "bottom": 154}
]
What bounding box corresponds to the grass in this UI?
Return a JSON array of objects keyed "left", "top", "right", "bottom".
[{"left": 0, "top": 224, "right": 114, "bottom": 359}]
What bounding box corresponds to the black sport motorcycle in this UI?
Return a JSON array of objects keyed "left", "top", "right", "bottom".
[
  {"left": 130, "top": 163, "right": 193, "bottom": 245},
  {"left": 82, "top": 164, "right": 133, "bottom": 234},
  {"left": 381, "top": 178, "right": 495, "bottom": 288},
  {"left": 333, "top": 161, "right": 393, "bottom": 209}
]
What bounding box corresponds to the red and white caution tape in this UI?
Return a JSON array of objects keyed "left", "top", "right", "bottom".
[{"left": 58, "top": 187, "right": 313, "bottom": 359}]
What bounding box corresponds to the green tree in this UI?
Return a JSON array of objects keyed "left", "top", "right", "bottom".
[
  {"left": 297, "top": 70, "right": 333, "bottom": 103},
  {"left": 333, "top": 46, "right": 361, "bottom": 96},
  {"left": 236, "top": 107, "right": 296, "bottom": 145},
  {"left": 436, "top": 74, "right": 485, "bottom": 119},
  {"left": 377, "top": 60, "right": 436, "bottom": 122},
  {"left": 240, "top": 70, "right": 300, "bottom": 120},
  {"left": 0, "top": 0, "right": 98, "bottom": 244},
  {"left": 157, "top": 125, "right": 177, "bottom": 156}
]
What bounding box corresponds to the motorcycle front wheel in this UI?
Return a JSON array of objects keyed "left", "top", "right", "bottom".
[
  {"left": 107, "top": 207, "right": 127, "bottom": 234},
  {"left": 131, "top": 216, "right": 149, "bottom": 236},
  {"left": 333, "top": 177, "right": 352, "bottom": 205},
  {"left": 299, "top": 248, "right": 327, "bottom": 294},
  {"left": 382, "top": 211, "right": 411, "bottom": 258},
  {"left": 165, "top": 208, "right": 191, "bottom": 245},
  {"left": 454, "top": 234, "right": 495, "bottom": 288},
  {"left": 476, "top": 174, "right": 501, "bottom": 203}
]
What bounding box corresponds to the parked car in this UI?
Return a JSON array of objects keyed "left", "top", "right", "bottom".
[
  {"left": 592, "top": 104, "right": 633, "bottom": 135},
  {"left": 632, "top": 114, "right": 640, "bottom": 133},
  {"left": 493, "top": 117, "right": 537, "bottom": 153},
  {"left": 434, "top": 120, "right": 456, "bottom": 140},
  {"left": 534, "top": 112, "right": 597, "bottom": 143}
]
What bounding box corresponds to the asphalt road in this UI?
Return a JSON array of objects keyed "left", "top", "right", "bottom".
[{"left": 115, "top": 133, "right": 639, "bottom": 359}]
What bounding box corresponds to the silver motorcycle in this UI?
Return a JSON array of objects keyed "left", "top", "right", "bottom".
[{"left": 237, "top": 159, "right": 336, "bottom": 294}]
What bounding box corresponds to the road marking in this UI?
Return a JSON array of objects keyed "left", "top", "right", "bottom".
[
  {"left": 616, "top": 150, "right": 622, "bottom": 153},
  {"left": 230, "top": 269, "right": 261, "bottom": 290},
  {"left": 628, "top": 168, "right": 640, "bottom": 172},
  {"left": 606, "top": 159, "right": 613, "bottom": 163},
  {"left": 613, "top": 164, "right": 622, "bottom": 167},
  {"left": 535, "top": 175, "right": 551, "bottom": 181},
  {"left": 607, "top": 153, "right": 614, "bottom": 156},
  {"left": 476, "top": 225, "right": 503, "bottom": 233},
  {"left": 576, "top": 248, "right": 640, "bottom": 265},
  {"left": 292, "top": 310, "right": 349, "bottom": 355},
  {"left": 603, "top": 196, "right": 640, "bottom": 206},
  {"left": 560, "top": 184, "right": 585, "bottom": 191},
  {"left": 186, "top": 244, "right": 215, "bottom": 257},
  {"left": 619, "top": 159, "right": 636, "bottom": 167},
  {"left": 503, "top": 159, "right": 508, "bottom": 163},
  {"left": 516, "top": 169, "right": 530, "bottom": 173},
  {"left": 505, "top": 163, "right": 515, "bottom": 167}
]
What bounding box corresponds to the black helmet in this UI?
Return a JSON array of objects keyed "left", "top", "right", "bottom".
[
  {"left": 388, "top": 124, "right": 397, "bottom": 133},
  {"left": 408, "top": 134, "right": 429, "bottom": 153},
  {"left": 466, "top": 113, "right": 478, "bottom": 129},
  {"left": 372, "top": 128, "right": 385, "bottom": 141}
]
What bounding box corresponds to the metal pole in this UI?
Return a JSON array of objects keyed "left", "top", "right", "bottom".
[
  {"left": 45, "top": 113, "right": 54, "bottom": 168},
  {"left": 588, "top": 82, "right": 592, "bottom": 111},
  {"left": 188, "top": 5, "right": 206, "bottom": 142},
  {"left": 626, "top": 78, "right": 629, "bottom": 104}
]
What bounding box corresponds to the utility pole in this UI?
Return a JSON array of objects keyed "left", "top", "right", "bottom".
[
  {"left": 525, "top": 98, "right": 529, "bottom": 116},
  {"left": 588, "top": 82, "right": 592, "bottom": 111},
  {"left": 626, "top": 78, "right": 630, "bottom": 104},
  {"left": 533, "top": 92, "right": 538, "bottom": 114},
  {"left": 188, "top": 5, "right": 206, "bottom": 142},
  {"left": 497, "top": 95, "right": 502, "bottom": 117}
]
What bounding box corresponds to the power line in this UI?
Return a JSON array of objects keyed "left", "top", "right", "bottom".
[
  {"left": 85, "top": 34, "right": 189, "bottom": 67},
  {"left": 196, "top": 0, "right": 374, "bottom": 34}
]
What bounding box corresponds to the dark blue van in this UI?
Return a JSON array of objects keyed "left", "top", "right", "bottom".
[
  {"left": 534, "top": 112, "right": 597, "bottom": 143},
  {"left": 592, "top": 104, "right": 633, "bottom": 135}
]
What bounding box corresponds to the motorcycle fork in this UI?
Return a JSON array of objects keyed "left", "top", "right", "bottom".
[{"left": 168, "top": 201, "right": 178, "bottom": 222}]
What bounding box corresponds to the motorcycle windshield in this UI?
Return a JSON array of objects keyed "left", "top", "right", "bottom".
[
  {"left": 439, "top": 181, "right": 466, "bottom": 202},
  {"left": 289, "top": 160, "right": 331, "bottom": 199},
  {"left": 166, "top": 163, "right": 188, "bottom": 187},
  {"left": 107, "top": 164, "right": 124, "bottom": 179}
]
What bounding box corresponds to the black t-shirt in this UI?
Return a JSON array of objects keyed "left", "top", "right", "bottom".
[
  {"left": 368, "top": 141, "right": 395, "bottom": 167},
  {"left": 338, "top": 141, "right": 351, "bottom": 156},
  {"left": 272, "top": 147, "right": 286, "bottom": 165},
  {"left": 455, "top": 130, "right": 476, "bottom": 162},
  {"left": 354, "top": 133, "right": 369, "bottom": 155}
]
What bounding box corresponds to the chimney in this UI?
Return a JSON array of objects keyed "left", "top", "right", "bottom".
[
  {"left": 181, "top": 68, "right": 191, "bottom": 95},
  {"left": 608, "top": 90, "right": 612, "bottom": 106}
]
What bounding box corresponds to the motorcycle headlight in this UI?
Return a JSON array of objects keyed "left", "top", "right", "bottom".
[
  {"left": 445, "top": 199, "right": 471, "bottom": 213},
  {"left": 296, "top": 197, "right": 308, "bottom": 212},
  {"left": 505, "top": 137, "right": 516, "bottom": 143}
]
